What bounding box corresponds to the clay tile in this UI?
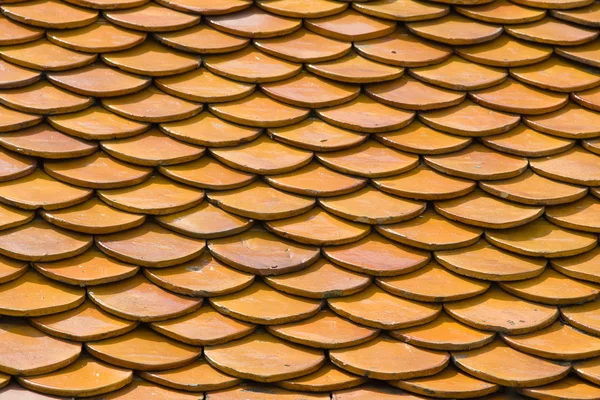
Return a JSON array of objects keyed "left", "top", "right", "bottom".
[
  {"left": 556, "top": 40, "right": 600, "bottom": 68},
  {"left": 0, "top": 269, "right": 85, "bottom": 316},
  {"left": 267, "top": 309, "right": 378, "bottom": 349},
  {"left": 44, "top": 152, "right": 152, "bottom": 189},
  {"left": 482, "top": 124, "right": 575, "bottom": 157},
  {"left": 101, "top": 379, "right": 205, "bottom": 400},
  {"left": 392, "top": 365, "right": 499, "bottom": 398},
  {"left": 254, "top": 28, "right": 351, "bottom": 63},
  {"left": 574, "top": 85, "right": 600, "bottom": 111},
  {"left": 140, "top": 358, "right": 241, "bottom": 392},
  {"left": 86, "top": 326, "right": 201, "bottom": 371},
  {"left": 563, "top": 300, "right": 600, "bottom": 336},
  {"left": 457, "top": 34, "right": 551, "bottom": 67},
  {"left": 333, "top": 384, "right": 426, "bottom": 400},
  {"left": 353, "top": 0, "right": 448, "bottom": 21},
  {"left": 2, "top": 0, "right": 98, "bottom": 29},
  {"left": 209, "top": 92, "right": 309, "bottom": 128},
  {"left": 154, "top": 0, "right": 251, "bottom": 14},
  {"left": 367, "top": 76, "right": 465, "bottom": 111},
  {"left": 0, "top": 383, "right": 62, "bottom": 399},
  {"left": 47, "top": 19, "right": 145, "bottom": 53},
  {"left": 456, "top": 0, "right": 546, "bottom": 24},
  {"left": 0, "top": 146, "right": 36, "bottom": 183},
  {"left": 102, "top": 39, "right": 200, "bottom": 77},
  {"left": 316, "top": 94, "right": 415, "bottom": 133},
  {"left": 48, "top": 106, "right": 148, "bottom": 140},
  {"left": 205, "top": 330, "right": 325, "bottom": 382},
  {"left": 155, "top": 202, "right": 253, "bottom": 239},
  {"left": 435, "top": 239, "right": 546, "bottom": 281},
  {"left": 526, "top": 103, "right": 600, "bottom": 139},
  {"left": 0, "top": 220, "right": 91, "bottom": 262},
  {"left": 207, "top": 6, "right": 301, "bottom": 38},
  {"left": 65, "top": 0, "right": 149, "bottom": 9},
  {"left": 209, "top": 280, "right": 322, "bottom": 324},
  {"left": 407, "top": 14, "right": 502, "bottom": 45},
  {"left": 575, "top": 358, "right": 600, "bottom": 386},
  {"left": 0, "top": 103, "right": 41, "bottom": 133},
  {"left": 307, "top": 50, "right": 403, "bottom": 84},
  {"left": 0, "top": 201, "right": 31, "bottom": 232},
  {"left": 553, "top": 1, "right": 600, "bottom": 26},
  {"left": 355, "top": 27, "right": 451, "bottom": 67},
  {"left": 0, "top": 59, "right": 40, "bottom": 89},
  {"left": 552, "top": 246, "right": 600, "bottom": 283},
  {"left": 96, "top": 222, "right": 205, "bottom": 267},
  {"left": 268, "top": 118, "right": 367, "bottom": 152},
  {"left": 0, "top": 38, "right": 96, "bottom": 71},
  {"left": 547, "top": 195, "right": 600, "bottom": 233},
  {"left": 0, "top": 320, "right": 81, "bottom": 375},
  {"left": 101, "top": 129, "right": 203, "bottom": 166},
  {"left": 0, "top": 80, "right": 92, "bottom": 115},
  {"left": 210, "top": 134, "right": 312, "bottom": 174},
  {"left": 444, "top": 286, "right": 558, "bottom": 334},
  {"left": 452, "top": 340, "right": 570, "bottom": 387},
  {"left": 391, "top": 312, "right": 495, "bottom": 351},
  {"left": 159, "top": 156, "right": 256, "bottom": 190},
  {"left": 0, "top": 14, "right": 43, "bottom": 45},
  {"left": 479, "top": 169, "right": 587, "bottom": 206},
  {"left": 150, "top": 304, "right": 255, "bottom": 346},
  {"left": 0, "top": 255, "right": 27, "bottom": 284},
  {"left": 144, "top": 251, "right": 254, "bottom": 297},
  {"left": 257, "top": 0, "right": 347, "bottom": 18},
  {"left": 305, "top": 9, "right": 396, "bottom": 41},
  {"left": 531, "top": 146, "right": 600, "bottom": 186},
  {"left": 30, "top": 299, "right": 137, "bottom": 341},
  {"left": 506, "top": 17, "right": 598, "bottom": 45},
  {"left": 265, "top": 161, "right": 366, "bottom": 197},
  {"left": 521, "top": 376, "right": 600, "bottom": 400},
  {"left": 328, "top": 284, "right": 441, "bottom": 329},
  {"left": 277, "top": 361, "right": 366, "bottom": 392},
  {"left": 323, "top": 232, "right": 430, "bottom": 276},
  {"left": 514, "top": 0, "right": 594, "bottom": 9},
  {"left": 104, "top": 3, "right": 199, "bottom": 32},
  {"left": 330, "top": 336, "right": 449, "bottom": 380},
  {"left": 208, "top": 384, "right": 330, "bottom": 400},
  {"left": 511, "top": 56, "right": 600, "bottom": 92},
  {"left": 155, "top": 24, "right": 249, "bottom": 54}
]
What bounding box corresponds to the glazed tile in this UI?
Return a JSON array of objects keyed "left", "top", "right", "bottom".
[
  {"left": 392, "top": 366, "right": 499, "bottom": 399},
  {"left": 0, "top": 38, "right": 96, "bottom": 71},
  {"left": 305, "top": 9, "right": 396, "bottom": 41},
  {"left": 103, "top": 3, "right": 200, "bottom": 32},
  {"left": 47, "top": 20, "right": 146, "bottom": 53},
  {"left": 513, "top": 0, "right": 594, "bottom": 8},
  {"left": 500, "top": 268, "right": 600, "bottom": 305},
  {"left": 562, "top": 300, "right": 600, "bottom": 336},
  {"left": 323, "top": 232, "right": 430, "bottom": 276},
  {"left": 209, "top": 280, "right": 322, "bottom": 324},
  {"left": 407, "top": 14, "right": 502, "bottom": 45},
  {"left": 547, "top": 195, "right": 600, "bottom": 232},
  {"left": 452, "top": 340, "right": 570, "bottom": 387},
  {"left": 0, "top": 145, "right": 35, "bottom": 183},
  {"left": 435, "top": 239, "right": 546, "bottom": 281},
  {"left": 373, "top": 163, "right": 475, "bottom": 201},
  {"left": 0, "top": 220, "right": 91, "bottom": 262},
  {"left": 86, "top": 326, "right": 201, "bottom": 371},
  {"left": 98, "top": 174, "right": 203, "bottom": 215},
  {"left": 154, "top": 0, "right": 251, "bottom": 14},
  {"left": 479, "top": 169, "right": 587, "bottom": 205},
  {"left": 556, "top": 40, "right": 600, "bottom": 68},
  {"left": 457, "top": 34, "right": 551, "bottom": 67},
  {"left": 0, "top": 320, "right": 81, "bottom": 376},
  {"left": 377, "top": 261, "right": 489, "bottom": 302},
  {"left": 204, "top": 330, "right": 325, "bottom": 382},
  {"left": 144, "top": 251, "right": 254, "bottom": 297},
  {"left": 0, "top": 255, "right": 27, "bottom": 284},
  {"left": 0, "top": 80, "right": 92, "bottom": 115},
  {"left": 0, "top": 59, "right": 40, "bottom": 89},
  {"left": 208, "top": 181, "right": 313, "bottom": 220},
  {"left": 47, "top": 62, "right": 150, "bottom": 97},
  {"left": 552, "top": 246, "right": 600, "bottom": 283},
  {"left": 316, "top": 94, "right": 415, "bottom": 133},
  {"left": 209, "top": 92, "right": 309, "bottom": 128},
  {"left": 574, "top": 85, "right": 600, "bottom": 111},
  {"left": 47, "top": 106, "right": 148, "bottom": 140},
  {"left": 391, "top": 312, "right": 495, "bottom": 351},
  {"left": 155, "top": 24, "right": 249, "bottom": 54},
  {"left": 0, "top": 383, "right": 65, "bottom": 399},
  {"left": 207, "top": 384, "right": 329, "bottom": 400},
  {"left": 444, "top": 286, "right": 558, "bottom": 334},
  {"left": 160, "top": 112, "right": 261, "bottom": 147},
  {"left": 96, "top": 222, "right": 205, "bottom": 267},
  {"left": 160, "top": 156, "right": 256, "bottom": 190},
  {"left": 333, "top": 384, "right": 428, "bottom": 400},
  {"left": 64, "top": 0, "right": 149, "bottom": 9},
  {"left": 267, "top": 309, "right": 378, "bottom": 349},
  {"left": 44, "top": 152, "right": 152, "bottom": 189},
  {"left": 150, "top": 304, "right": 255, "bottom": 345},
  {"left": 156, "top": 68, "right": 254, "bottom": 103},
  {"left": 0, "top": 14, "right": 43, "bottom": 45},
  {"left": 482, "top": 124, "right": 575, "bottom": 157},
  {"left": 511, "top": 57, "right": 600, "bottom": 92},
  {"left": 412, "top": 56, "right": 506, "bottom": 91},
  {"left": 33, "top": 247, "right": 138, "bottom": 286},
  {"left": 140, "top": 358, "right": 241, "bottom": 392},
  {"left": 254, "top": 28, "right": 351, "bottom": 63},
  {"left": 206, "top": 6, "right": 301, "bottom": 38},
  {"left": 353, "top": 0, "right": 449, "bottom": 21},
  {"left": 30, "top": 299, "right": 137, "bottom": 341},
  {"left": 18, "top": 355, "right": 132, "bottom": 398},
  {"left": 0, "top": 104, "right": 41, "bottom": 133},
  {"left": 2, "top": 0, "right": 98, "bottom": 29},
  {"left": 530, "top": 146, "right": 600, "bottom": 186},
  {"left": 256, "top": 0, "right": 347, "bottom": 18},
  {"left": 552, "top": 1, "right": 600, "bottom": 26},
  {"left": 456, "top": 0, "right": 546, "bottom": 24},
  {"left": 100, "top": 379, "right": 205, "bottom": 400},
  {"left": 277, "top": 361, "right": 365, "bottom": 392},
  {"left": 520, "top": 376, "right": 600, "bottom": 400},
  {"left": 328, "top": 285, "right": 441, "bottom": 329},
  {"left": 155, "top": 202, "right": 253, "bottom": 239},
  {"left": 329, "top": 336, "right": 449, "bottom": 380},
  {"left": 102, "top": 39, "right": 200, "bottom": 76},
  {"left": 211, "top": 135, "right": 312, "bottom": 174},
  {"left": 306, "top": 51, "right": 403, "bottom": 84},
  {"left": 505, "top": 17, "right": 598, "bottom": 45},
  {"left": 575, "top": 358, "right": 600, "bottom": 386},
  {"left": 366, "top": 76, "right": 465, "bottom": 111},
  {"left": 503, "top": 321, "right": 600, "bottom": 360}
]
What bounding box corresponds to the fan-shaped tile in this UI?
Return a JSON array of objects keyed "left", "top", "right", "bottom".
[
  {"left": 521, "top": 376, "right": 600, "bottom": 400},
  {"left": 412, "top": 56, "right": 506, "bottom": 91},
  {"left": 525, "top": 103, "right": 600, "bottom": 139},
  {"left": 305, "top": 9, "right": 395, "bottom": 41},
  {"left": 0, "top": 14, "right": 43, "bottom": 45},
  {"left": 552, "top": 1, "right": 600, "bottom": 25},
  {"left": 277, "top": 361, "right": 365, "bottom": 392},
  {"left": 575, "top": 358, "right": 600, "bottom": 386},
  {"left": 353, "top": 0, "right": 449, "bottom": 21},
  {"left": 0, "top": 59, "right": 40, "bottom": 89},
  {"left": 556, "top": 40, "right": 600, "bottom": 68},
  {"left": 333, "top": 384, "right": 427, "bottom": 400},
  {"left": 0, "top": 80, "right": 92, "bottom": 115},
  {"left": 0, "top": 104, "right": 41, "bottom": 133},
  {"left": 63, "top": 0, "right": 149, "bottom": 10},
  {"left": 456, "top": 0, "right": 546, "bottom": 24},
  {"left": 101, "top": 379, "right": 205, "bottom": 400},
  {"left": 407, "top": 14, "right": 502, "bottom": 45},
  {"left": 208, "top": 384, "right": 329, "bottom": 400},
  {"left": 511, "top": 57, "right": 600, "bottom": 92},
  {"left": 457, "top": 34, "right": 551, "bottom": 67},
  {"left": 160, "top": 156, "right": 255, "bottom": 190},
  {"left": 104, "top": 3, "right": 199, "bottom": 32},
  {"left": 257, "top": 0, "right": 347, "bottom": 18},
  {"left": 2, "top": 0, "right": 97, "bottom": 29},
  {"left": 307, "top": 51, "right": 403, "bottom": 84},
  {"left": 155, "top": 0, "right": 251, "bottom": 14},
  {"left": 514, "top": 0, "right": 594, "bottom": 8},
  {"left": 155, "top": 24, "right": 248, "bottom": 54},
  {"left": 0, "top": 383, "right": 64, "bottom": 399},
  {"left": 47, "top": 20, "right": 145, "bottom": 53},
  {"left": 574, "top": 85, "right": 600, "bottom": 111},
  {"left": 0, "top": 255, "right": 27, "bottom": 284},
  {"left": 0, "top": 38, "right": 95, "bottom": 71},
  {"left": 531, "top": 146, "right": 600, "bottom": 186},
  {"left": 546, "top": 195, "right": 600, "bottom": 232},
  {"left": 482, "top": 124, "right": 574, "bottom": 157},
  {"left": 506, "top": 17, "right": 598, "bottom": 45},
  {"left": 552, "top": 246, "right": 600, "bottom": 283},
  {"left": 207, "top": 6, "right": 301, "bottom": 38},
  {"left": 563, "top": 300, "right": 600, "bottom": 336}
]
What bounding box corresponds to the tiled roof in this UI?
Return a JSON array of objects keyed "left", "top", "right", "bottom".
[{"left": 0, "top": 0, "right": 598, "bottom": 398}]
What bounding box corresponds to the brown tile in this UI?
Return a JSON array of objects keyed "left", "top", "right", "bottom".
[
  {"left": 353, "top": 0, "right": 448, "bottom": 21},
  {"left": 0, "top": 80, "right": 93, "bottom": 115},
  {"left": 101, "top": 378, "right": 205, "bottom": 400},
  {"left": 104, "top": 3, "right": 200, "bottom": 32},
  {"left": 412, "top": 56, "right": 506, "bottom": 91},
  {"left": 155, "top": 24, "right": 249, "bottom": 54},
  {"left": 0, "top": 14, "right": 43, "bottom": 45},
  {"left": 2, "top": 0, "right": 98, "bottom": 29},
  {"left": 563, "top": 300, "right": 600, "bottom": 336},
  {"left": 160, "top": 156, "right": 256, "bottom": 190},
  {"left": 482, "top": 124, "right": 574, "bottom": 157},
  {"left": 204, "top": 330, "right": 325, "bottom": 382},
  {"left": 208, "top": 383, "right": 329, "bottom": 400},
  {"left": 520, "top": 376, "right": 600, "bottom": 400},
  {"left": 207, "top": 6, "right": 301, "bottom": 38},
  {"left": 307, "top": 50, "right": 403, "bottom": 84},
  {"left": 0, "top": 59, "right": 40, "bottom": 89},
  {"left": 511, "top": 56, "right": 600, "bottom": 92},
  {"left": 408, "top": 14, "right": 502, "bottom": 44},
  {"left": 47, "top": 20, "right": 145, "bottom": 53},
  {"left": 155, "top": 0, "right": 251, "bottom": 14},
  {"left": 457, "top": 34, "right": 552, "bottom": 67},
  {"left": 333, "top": 384, "right": 426, "bottom": 400},
  {"left": 0, "top": 38, "right": 96, "bottom": 72},
  {"left": 277, "top": 361, "right": 365, "bottom": 392},
  {"left": 546, "top": 195, "right": 600, "bottom": 232},
  {"left": 552, "top": 246, "right": 600, "bottom": 283},
  {"left": 330, "top": 336, "right": 449, "bottom": 380},
  {"left": 257, "top": 0, "right": 347, "bottom": 18},
  {"left": 305, "top": 9, "right": 396, "bottom": 41},
  {"left": 556, "top": 40, "right": 600, "bottom": 68},
  {"left": 456, "top": 0, "right": 546, "bottom": 24},
  {"left": 0, "top": 103, "right": 41, "bottom": 133},
  {"left": 506, "top": 17, "right": 598, "bottom": 45}
]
